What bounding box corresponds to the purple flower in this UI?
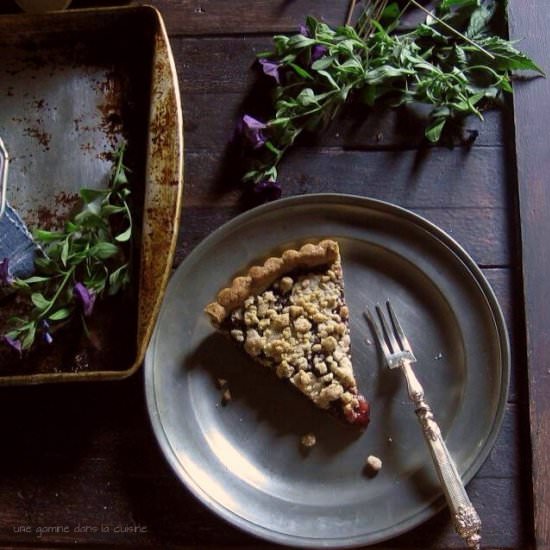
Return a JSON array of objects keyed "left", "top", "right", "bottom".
[
  {"left": 311, "top": 45, "right": 328, "bottom": 63},
  {"left": 259, "top": 59, "right": 281, "bottom": 84},
  {"left": 299, "top": 24, "right": 310, "bottom": 37},
  {"left": 0, "top": 258, "right": 13, "bottom": 286},
  {"left": 74, "top": 282, "right": 96, "bottom": 317},
  {"left": 238, "top": 115, "right": 267, "bottom": 149},
  {"left": 2, "top": 335, "right": 22, "bottom": 356},
  {"left": 254, "top": 180, "right": 282, "bottom": 202},
  {"left": 40, "top": 320, "right": 53, "bottom": 345}
]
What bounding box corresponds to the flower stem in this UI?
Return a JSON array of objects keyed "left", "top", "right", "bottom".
[
  {"left": 346, "top": 0, "right": 358, "bottom": 26},
  {"left": 408, "top": 0, "right": 495, "bottom": 60},
  {"left": 40, "top": 265, "right": 76, "bottom": 320}
]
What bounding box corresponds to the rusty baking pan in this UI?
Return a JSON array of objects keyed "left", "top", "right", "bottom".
[{"left": 0, "top": 5, "right": 183, "bottom": 384}]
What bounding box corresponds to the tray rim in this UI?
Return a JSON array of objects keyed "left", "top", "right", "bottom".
[
  {"left": 144, "top": 192, "right": 510, "bottom": 548},
  {"left": 0, "top": 4, "right": 184, "bottom": 385}
]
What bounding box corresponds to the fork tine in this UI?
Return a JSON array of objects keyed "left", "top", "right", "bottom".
[
  {"left": 376, "top": 303, "right": 400, "bottom": 353},
  {"left": 387, "top": 300, "right": 413, "bottom": 353},
  {"left": 364, "top": 307, "right": 392, "bottom": 361}
]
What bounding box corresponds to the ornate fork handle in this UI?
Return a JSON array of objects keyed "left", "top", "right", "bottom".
[{"left": 401, "top": 360, "right": 482, "bottom": 550}]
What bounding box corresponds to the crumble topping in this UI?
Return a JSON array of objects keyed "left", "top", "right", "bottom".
[
  {"left": 365, "top": 455, "right": 383, "bottom": 476},
  {"left": 301, "top": 433, "right": 317, "bottom": 448},
  {"left": 205, "top": 240, "right": 370, "bottom": 427},
  {"left": 227, "top": 259, "right": 362, "bottom": 418}
]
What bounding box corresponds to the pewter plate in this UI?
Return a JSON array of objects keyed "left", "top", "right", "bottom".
[{"left": 144, "top": 194, "right": 509, "bottom": 548}]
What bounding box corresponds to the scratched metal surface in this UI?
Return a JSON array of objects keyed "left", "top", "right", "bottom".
[
  {"left": 0, "top": 40, "right": 126, "bottom": 229},
  {"left": 0, "top": 7, "right": 183, "bottom": 380}
]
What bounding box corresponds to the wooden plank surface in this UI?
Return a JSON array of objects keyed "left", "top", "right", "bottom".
[
  {"left": 144, "top": 0, "right": 349, "bottom": 36},
  {"left": 0, "top": 377, "right": 529, "bottom": 548},
  {"left": 0, "top": 0, "right": 535, "bottom": 548},
  {"left": 509, "top": 1, "right": 550, "bottom": 548}
]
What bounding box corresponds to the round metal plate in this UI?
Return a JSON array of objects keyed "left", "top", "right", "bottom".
[{"left": 145, "top": 194, "right": 509, "bottom": 548}]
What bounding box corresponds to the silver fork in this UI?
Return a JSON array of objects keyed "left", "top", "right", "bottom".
[{"left": 365, "top": 301, "right": 482, "bottom": 550}]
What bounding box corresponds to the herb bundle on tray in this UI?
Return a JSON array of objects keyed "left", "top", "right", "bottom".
[
  {"left": 237, "top": 0, "right": 542, "bottom": 199},
  {"left": 0, "top": 145, "right": 132, "bottom": 356}
]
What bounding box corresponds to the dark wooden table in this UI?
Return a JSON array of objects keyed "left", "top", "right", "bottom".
[{"left": 0, "top": 1, "right": 548, "bottom": 548}]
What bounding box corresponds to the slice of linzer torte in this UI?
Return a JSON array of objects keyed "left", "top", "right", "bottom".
[{"left": 204, "top": 240, "right": 370, "bottom": 427}]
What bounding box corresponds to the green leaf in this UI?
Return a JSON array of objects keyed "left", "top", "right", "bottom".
[
  {"left": 425, "top": 117, "right": 447, "bottom": 142},
  {"left": 49, "top": 308, "right": 71, "bottom": 321},
  {"left": 61, "top": 238, "right": 70, "bottom": 267},
  {"left": 338, "top": 58, "right": 364, "bottom": 74},
  {"left": 288, "top": 62, "right": 313, "bottom": 80},
  {"left": 268, "top": 117, "right": 291, "bottom": 127},
  {"left": 31, "top": 292, "right": 50, "bottom": 310},
  {"left": 287, "top": 35, "right": 316, "bottom": 49},
  {"left": 20, "top": 275, "right": 50, "bottom": 284},
  {"left": 114, "top": 168, "right": 128, "bottom": 186},
  {"left": 33, "top": 229, "right": 64, "bottom": 242},
  {"left": 476, "top": 37, "right": 545, "bottom": 74},
  {"left": 108, "top": 264, "right": 129, "bottom": 295},
  {"left": 381, "top": 2, "right": 401, "bottom": 20},
  {"left": 440, "top": 0, "right": 479, "bottom": 9},
  {"left": 296, "top": 88, "right": 319, "bottom": 107},
  {"left": 311, "top": 56, "right": 335, "bottom": 71},
  {"left": 91, "top": 242, "right": 119, "bottom": 260},
  {"left": 273, "top": 35, "right": 290, "bottom": 54},
  {"left": 466, "top": 2, "right": 497, "bottom": 39},
  {"left": 115, "top": 226, "right": 132, "bottom": 243},
  {"left": 21, "top": 324, "right": 36, "bottom": 350},
  {"left": 80, "top": 188, "right": 107, "bottom": 203},
  {"left": 364, "top": 65, "right": 414, "bottom": 85},
  {"left": 317, "top": 69, "right": 340, "bottom": 89}
]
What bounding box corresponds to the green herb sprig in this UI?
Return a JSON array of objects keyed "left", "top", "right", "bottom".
[
  {"left": 240, "top": 0, "right": 543, "bottom": 191},
  {"left": 3, "top": 145, "right": 132, "bottom": 352}
]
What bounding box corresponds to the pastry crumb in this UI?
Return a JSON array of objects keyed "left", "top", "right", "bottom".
[
  {"left": 365, "top": 455, "right": 382, "bottom": 476},
  {"left": 300, "top": 433, "right": 317, "bottom": 448},
  {"left": 216, "top": 378, "right": 228, "bottom": 389},
  {"left": 221, "top": 388, "right": 232, "bottom": 405}
]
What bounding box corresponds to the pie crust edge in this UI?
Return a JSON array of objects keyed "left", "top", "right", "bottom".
[{"left": 205, "top": 239, "right": 340, "bottom": 325}]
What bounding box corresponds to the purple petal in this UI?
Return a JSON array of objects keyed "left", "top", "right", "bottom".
[
  {"left": 259, "top": 59, "right": 281, "bottom": 84},
  {"left": 239, "top": 114, "right": 267, "bottom": 149},
  {"left": 299, "top": 24, "right": 310, "bottom": 37},
  {"left": 74, "top": 282, "right": 96, "bottom": 317},
  {"left": 2, "top": 335, "right": 22, "bottom": 356},
  {"left": 40, "top": 320, "right": 53, "bottom": 345},
  {"left": 242, "top": 114, "right": 266, "bottom": 130},
  {"left": 0, "top": 258, "right": 13, "bottom": 286},
  {"left": 311, "top": 45, "right": 328, "bottom": 63},
  {"left": 254, "top": 180, "right": 282, "bottom": 202}
]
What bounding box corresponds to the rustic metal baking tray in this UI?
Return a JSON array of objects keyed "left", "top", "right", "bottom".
[{"left": 0, "top": 5, "right": 183, "bottom": 384}]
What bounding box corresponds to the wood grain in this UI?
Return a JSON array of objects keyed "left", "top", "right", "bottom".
[
  {"left": 183, "top": 91, "right": 506, "bottom": 150},
  {"left": 0, "top": 0, "right": 533, "bottom": 548},
  {"left": 0, "top": 377, "right": 529, "bottom": 548},
  {"left": 183, "top": 147, "right": 510, "bottom": 208},
  {"left": 509, "top": 1, "right": 550, "bottom": 548},
  {"left": 141, "top": 0, "right": 348, "bottom": 36}
]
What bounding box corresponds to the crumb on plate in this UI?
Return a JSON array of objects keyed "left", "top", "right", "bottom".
[
  {"left": 365, "top": 455, "right": 382, "bottom": 476},
  {"left": 301, "top": 433, "right": 317, "bottom": 448}
]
